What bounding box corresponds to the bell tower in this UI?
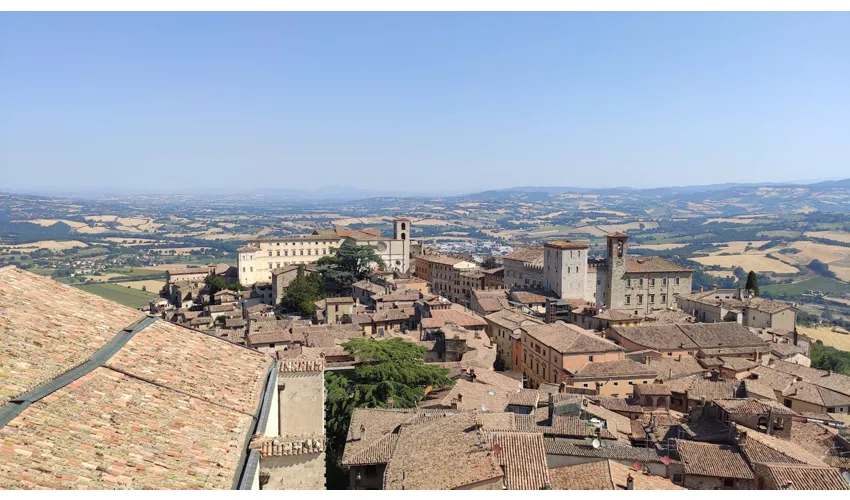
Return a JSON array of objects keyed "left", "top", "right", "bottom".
[
  {"left": 606, "top": 233, "right": 629, "bottom": 309},
  {"left": 393, "top": 217, "right": 412, "bottom": 273}
]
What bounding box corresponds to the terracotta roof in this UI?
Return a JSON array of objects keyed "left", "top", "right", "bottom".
[
  {"left": 544, "top": 439, "right": 677, "bottom": 463},
  {"left": 523, "top": 322, "right": 623, "bottom": 356},
  {"left": 503, "top": 247, "right": 544, "bottom": 264},
  {"left": 611, "top": 324, "right": 698, "bottom": 351},
  {"left": 740, "top": 430, "right": 827, "bottom": 466},
  {"left": 509, "top": 289, "right": 559, "bottom": 305},
  {"left": 752, "top": 463, "right": 850, "bottom": 490},
  {"left": 720, "top": 357, "right": 760, "bottom": 372},
  {"left": 680, "top": 291, "right": 795, "bottom": 314},
  {"left": 428, "top": 308, "right": 487, "bottom": 328},
  {"left": 573, "top": 358, "right": 657, "bottom": 380},
  {"left": 714, "top": 398, "right": 796, "bottom": 416},
  {"left": 416, "top": 254, "right": 463, "bottom": 266},
  {"left": 247, "top": 330, "right": 306, "bottom": 346},
  {"left": 676, "top": 441, "right": 753, "bottom": 479},
  {"left": 789, "top": 422, "right": 850, "bottom": 471},
  {"left": 770, "top": 360, "right": 850, "bottom": 397},
  {"left": 625, "top": 256, "right": 691, "bottom": 273},
  {"left": 585, "top": 396, "right": 646, "bottom": 414},
  {"left": 544, "top": 240, "right": 588, "bottom": 250},
  {"left": 383, "top": 412, "right": 503, "bottom": 490},
  {"left": 549, "top": 460, "right": 685, "bottom": 490},
  {"left": 237, "top": 245, "right": 261, "bottom": 252},
  {"left": 548, "top": 460, "right": 614, "bottom": 490},
  {"left": 0, "top": 269, "right": 273, "bottom": 489},
  {"left": 0, "top": 266, "right": 145, "bottom": 405},
  {"left": 625, "top": 353, "right": 706, "bottom": 381},
  {"left": 633, "top": 383, "right": 671, "bottom": 396},
  {"left": 484, "top": 432, "right": 549, "bottom": 490},
  {"left": 325, "top": 296, "right": 354, "bottom": 304},
  {"left": 595, "top": 309, "right": 642, "bottom": 321},
  {"left": 515, "top": 414, "right": 616, "bottom": 440},
  {"left": 582, "top": 401, "right": 632, "bottom": 439},
  {"left": 484, "top": 308, "right": 542, "bottom": 331},
  {"left": 782, "top": 380, "right": 850, "bottom": 408}
]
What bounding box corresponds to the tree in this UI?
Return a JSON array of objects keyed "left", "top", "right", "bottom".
[
  {"left": 324, "top": 338, "right": 454, "bottom": 489},
  {"left": 808, "top": 259, "right": 837, "bottom": 279},
  {"left": 733, "top": 266, "right": 748, "bottom": 284},
  {"left": 281, "top": 272, "right": 324, "bottom": 316},
  {"left": 745, "top": 271, "right": 760, "bottom": 296},
  {"left": 317, "top": 244, "right": 384, "bottom": 294},
  {"left": 482, "top": 255, "right": 498, "bottom": 269},
  {"left": 207, "top": 274, "right": 244, "bottom": 295}
]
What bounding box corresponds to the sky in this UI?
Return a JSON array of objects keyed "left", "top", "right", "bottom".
[{"left": 1, "top": 12, "right": 849, "bottom": 195}]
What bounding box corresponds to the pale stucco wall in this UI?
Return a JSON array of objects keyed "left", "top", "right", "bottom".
[
  {"left": 278, "top": 371, "right": 325, "bottom": 437},
  {"left": 263, "top": 453, "right": 327, "bottom": 490}
]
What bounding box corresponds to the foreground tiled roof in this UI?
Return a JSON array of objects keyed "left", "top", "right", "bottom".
[
  {"left": 753, "top": 463, "right": 850, "bottom": 490},
  {"left": 484, "top": 432, "right": 549, "bottom": 490},
  {"left": 0, "top": 368, "right": 257, "bottom": 489},
  {"left": 676, "top": 441, "right": 753, "bottom": 479},
  {"left": 428, "top": 307, "right": 487, "bottom": 328},
  {"left": 0, "top": 268, "right": 273, "bottom": 489},
  {"left": 384, "top": 412, "right": 503, "bottom": 490},
  {"left": 0, "top": 266, "right": 145, "bottom": 405},
  {"left": 515, "top": 414, "right": 616, "bottom": 440}
]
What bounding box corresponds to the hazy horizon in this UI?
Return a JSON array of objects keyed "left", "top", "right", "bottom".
[{"left": 2, "top": 12, "right": 849, "bottom": 193}]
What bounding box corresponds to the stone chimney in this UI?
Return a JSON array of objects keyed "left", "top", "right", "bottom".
[
  {"left": 457, "top": 392, "right": 464, "bottom": 403},
  {"left": 548, "top": 393, "right": 555, "bottom": 422},
  {"left": 699, "top": 286, "right": 704, "bottom": 292},
  {"left": 359, "top": 424, "right": 366, "bottom": 441},
  {"left": 626, "top": 474, "right": 634, "bottom": 490},
  {"left": 736, "top": 380, "right": 748, "bottom": 398},
  {"left": 736, "top": 287, "right": 744, "bottom": 300},
  {"left": 793, "top": 328, "right": 798, "bottom": 346},
  {"left": 469, "top": 369, "right": 477, "bottom": 384},
  {"left": 644, "top": 355, "right": 651, "bottom": 365}
]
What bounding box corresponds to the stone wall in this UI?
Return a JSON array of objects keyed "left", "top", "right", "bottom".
[
  {"left": 263, "top": 452, "right": 327, "bottom": 490},
  {"left": 279, "top": 371, "right": 325, "bottom": 437}
]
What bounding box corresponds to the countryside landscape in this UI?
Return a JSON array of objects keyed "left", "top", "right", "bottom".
[{"left": 4, "top": 179, "right": 850, "bottom": 357}]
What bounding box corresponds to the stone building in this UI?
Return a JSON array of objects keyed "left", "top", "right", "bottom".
[
  {"left": 676, "top": 288, "right": 798, "bottom": 331},
  {"left": 238, "top": 217, "right": 415, "bottom": 286},
  {"left": 502, "top": 247, "right": 545, "bottom": 289},
  {"left": 413, "top": 253, "right": 478, "bottom": 303}
]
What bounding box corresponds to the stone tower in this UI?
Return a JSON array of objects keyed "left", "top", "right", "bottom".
[
  {"left": 543, "top": 240, "right": 589, "bottom": 300},
  {"left": 605, "top": 233, "right": 629, "bottom": 309},
  {"left": 393, "top": 217, "right": 412, "bottom": 272}
]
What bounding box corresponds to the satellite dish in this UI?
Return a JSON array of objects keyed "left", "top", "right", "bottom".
[
  {"left": 842, "top": 471, "right": 850, "bottom": 485},
  {"left": 481, "top": 404, "right": 488, "bottom": 412},
  {"left": 591, "top": 438, "right": 601, "bottom": 449},
  {"left": 616, "top": 301, "right": 624, "bottom": 307}
]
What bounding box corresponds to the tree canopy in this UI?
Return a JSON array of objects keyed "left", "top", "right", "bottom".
[
  {"left": 280, "top": 272, "right": 324, "bottom": 316},
  {"left": 745, "top": 271, "right": 760, "bottom": 296},
  {"left": 482, "top": 255, "right": 499, "bottom": 269},
  {"left": 207, "top": 274, "right": 243, "bottom": 295},
  {"left": 317, "top": 244, "right": 384, "bottom": 294},
  {"left": 324, "top": 338, "right": 454, "bottom": 488}
]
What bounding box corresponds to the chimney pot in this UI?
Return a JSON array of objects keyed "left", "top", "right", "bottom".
[
  {"left": 359, "top": 424, "right": 366, "bottom": 441},
  {"left": 626, "top": 474, "right": 634, "bottom": 490}
]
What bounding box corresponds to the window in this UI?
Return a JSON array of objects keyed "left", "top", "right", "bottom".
[
  {"left": 300, "top": 250, "right": 303, "bottom": 256},
  {"left": 268, "top": 263, "right": 272, "bottom": 269},
  {"left": 628, "top": 381, "right": 634, "bottom": 385},
  {"left": 723, "top": 479, "right": 734, "bottom": 488},
  {"left": 675, "top": 277, "right": 680, "bottom": 285},
  {"left": 642, "top": 381, "right": 647, "bottom": 384},
  {"left": 784, "top": 399, "right": 792, "bottom": 408},
  {"left": 613, "top": 381, "right": 619, "bottom": 386},
  {"left": 672, "top": 474, "right": 683, "bottom": 485},
  {"left": 828, "top": 407, "right": 836, "bottom": 413},
  {"left": 583, "top": 383, "right": 588, "bottom": 388},
  {"left": 661, "top": 294, "right": 667, "bottom": 304},
  {"left": 611, "top": 394, "right": 619, "bottom": 398},
  {"left": 242, "top": 267, "right": 246, "bottom": 272},
  {"left": 662, "top": 278, "right": 668, "bottom": 286},
  {"left": 639, "top": 278, "right": 644, "bottom": 287},
  {"left": 626, "top": 278, "right": 632, "bottom": 287},
  {"left": 323, "top": 248, "right": 327, "bottom": 255},
  {"left": 650, "top": 278, "right": 655, "bottom": 286},
  {"left": 250, "top": 267, "right": 253, "bottom": 272},
  {"left": 625, "top": 295, "right": 631, "bottom": 305},
  {"left": 588, "top": 355, "right": 594, "bottom": 362},
  {"left": 284, "top": 250, "right": 288, "bottom": 256},
  {"left": 638, "top": 295, "right": 643, "bottom": 305},
  {"left": 276, "top": 250, "right": 280, "bottom": 256},
  {"left": 269, "top": 343, "right": 275, "bottom": 348},
  {"left": 268, "top": 251, "right": 272, "bottom": 257},
  {"left": 649, "top": 294, "right": 655, "bottom": 304}
]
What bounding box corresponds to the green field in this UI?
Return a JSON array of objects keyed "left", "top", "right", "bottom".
[
  {"left": 28, "top": 268, "right": 55, "bottom": 276},
  {"left": 762, "top": 277, "right": 850, "bottom": 298},
  {"left": 108, "top": 267, "right": 167, "bottom": 278},
  {"left": 74, "top": 282, "right": 159, "bottom": 308}
]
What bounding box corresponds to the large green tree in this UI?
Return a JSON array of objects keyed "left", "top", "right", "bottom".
[
  {"left": 745, "top": 271, "right": 760, "bottom": 296},
  {"left": 280, "top": 272, "right": 324, "bottom": 316},
  {"left": 207, "top": 274, "right": 243, "bottom": 295},
  {"left": 317, "top": 244, "right": 384, "bottom": 294},
  {"left": 324, "top": 338, "right": 454, "bottom": 489}
]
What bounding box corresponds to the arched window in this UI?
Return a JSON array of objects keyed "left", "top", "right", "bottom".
[
  {"left": 401, "top": 233, "right": 406, "bottom": 240},
  {"left": 401, "top": 222, "right": 406, "bottom": 230}
]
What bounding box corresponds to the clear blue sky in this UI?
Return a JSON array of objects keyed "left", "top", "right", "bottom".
[{"left": 1, "top": 12, "right": 848, "bottom": 194}]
